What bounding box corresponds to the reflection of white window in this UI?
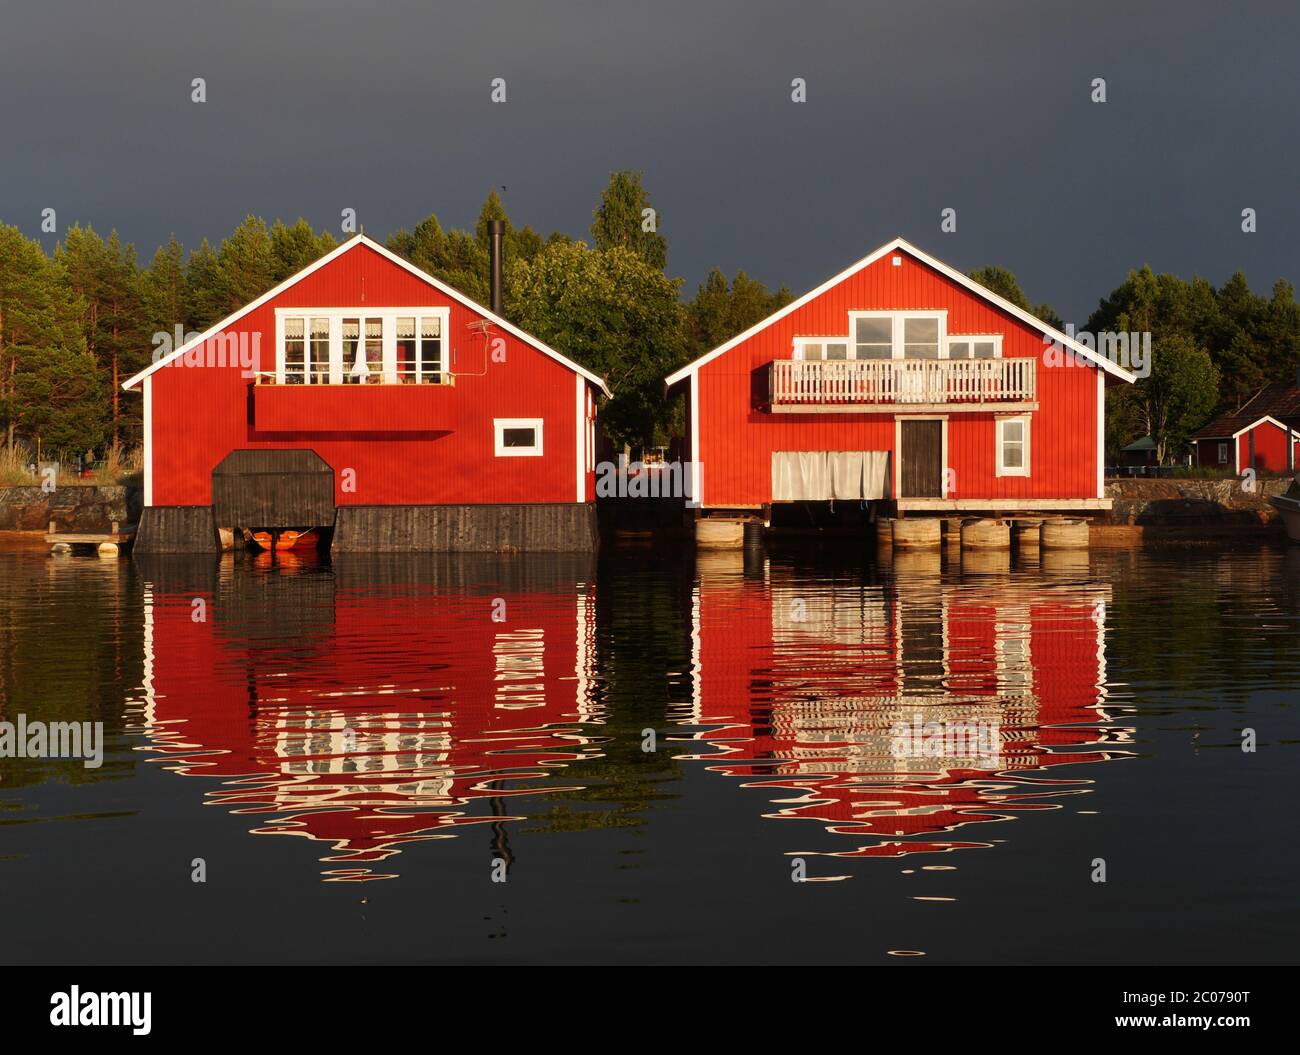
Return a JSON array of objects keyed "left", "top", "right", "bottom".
[
  {"left": 996, "top": 416, "right": 1030, "bottom": 476},
  {"left": 495, "top": 418, "right": 544, "bottom": 456}
]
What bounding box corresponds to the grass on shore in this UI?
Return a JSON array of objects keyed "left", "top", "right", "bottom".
[{"left": 0, "top": 443, "right": 143, "bottom": 488}]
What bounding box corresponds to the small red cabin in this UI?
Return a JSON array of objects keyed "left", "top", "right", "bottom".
[
  {"left": 124, "top": 235, "right": 608, "bottom": 552},
  {"left": 1192, "top": 382, "right": 1300, "bottom": 475},
  {"left": 666, "top": 237, "right": 1134, "bottom": 516}
]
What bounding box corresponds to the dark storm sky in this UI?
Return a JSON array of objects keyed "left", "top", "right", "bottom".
[{"left": 2, "top": 0, "right": 1296, "bottom": 323}]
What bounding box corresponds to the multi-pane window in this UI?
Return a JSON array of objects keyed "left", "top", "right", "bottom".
[
  {"left": 846, "top": 312, "right": 946, "bottom": 359},
  {"left": 997, "top": 416, "right": 1030, "bottom": 476},
  {"left": 855, "top": 317, "right": 893, "bottom": 359},
  {"left": 794, "top": 339, "right": 849, "bottom": 361},
  {"left": 364, "top": 319, "right": 382, "bottom": 381},
  {"left": 948, "top": 337, "right": 1000, "bottom": 359},
  {"left": 902, "top": 317, "right": 940, "bottom": 359},
  {"left": 278, "top": 310, "right": 450, "bottom": 384},
  {"left": 284, "top": 318, "right": 306, "bottom": 383},
  {"left": 341, "top": 318, "right": 363, "bottom": 383},
  {"left": 420, "top": 317, "right": 442, "bottom": 382},
  {"left": 309, "top": 317, "right": 329, "bottom": 383},
  {"left": 341, "top": 317, "right": 382, "bottom": 382}
]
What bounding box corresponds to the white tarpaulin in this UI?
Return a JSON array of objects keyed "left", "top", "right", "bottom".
[{"left": 771, "top": 451, "right": 890, "bottom": 501}]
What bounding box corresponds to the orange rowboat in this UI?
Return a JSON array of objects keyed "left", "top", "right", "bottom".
[{"left": 243, "top": 529, "right": 320, "bottom": 552}]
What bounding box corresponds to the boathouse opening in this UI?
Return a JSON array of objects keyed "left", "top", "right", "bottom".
[{"left": 212, "top": 449, "right": 335, "bottom": 540}]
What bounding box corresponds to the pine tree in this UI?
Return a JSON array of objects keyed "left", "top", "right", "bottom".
[
  {"left": 185, "top": 239, "right": 223, "bottom": 330},
  {"left": 0, "top": 224, "right": 99, "bottom": 453},
  {"left": 591, "top": 171, "right": 667, "bottom": 270},
  {"left": 215, "top": 216, "right": 276, "bottom": 315},
  {"left": 270, "top": 218, "right": 337, "bottom": 282}
]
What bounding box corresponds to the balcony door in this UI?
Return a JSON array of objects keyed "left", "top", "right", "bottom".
[{"left": 899, "top": 418, "right": 944, "bottom": 498}]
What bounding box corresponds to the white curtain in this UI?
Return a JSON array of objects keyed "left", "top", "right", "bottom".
[{"left": 772, "top": 451, "right": 890, "bottom": 501}]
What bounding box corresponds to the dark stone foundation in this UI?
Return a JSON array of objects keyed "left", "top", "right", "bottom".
[{"left": 332, "top": 503, "right": 599, "bottom": 553}]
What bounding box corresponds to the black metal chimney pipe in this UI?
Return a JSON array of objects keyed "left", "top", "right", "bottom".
[{"left": 488, "top": 220, "right": 505, "bottom": 315}]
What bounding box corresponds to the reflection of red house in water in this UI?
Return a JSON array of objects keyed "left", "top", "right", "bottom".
[
  {"left": 680, "top": 552, "right": 1122, "bottom": 859},
  {"left": 135, "top": 556, "right": 598, "bottom": 881}
]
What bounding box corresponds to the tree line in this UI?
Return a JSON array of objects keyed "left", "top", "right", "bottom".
[{"left": 2, "top": 171, "right": 1298, "bottom": 463}]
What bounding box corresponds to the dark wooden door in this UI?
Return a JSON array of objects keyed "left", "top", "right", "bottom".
[{"left": 900, "top": 419, "right": 943, "bottom": 497}]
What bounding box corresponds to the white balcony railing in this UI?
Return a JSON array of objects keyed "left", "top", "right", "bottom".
[{"left": 769, "top": 357, "right": 1037, "bottom": 409}]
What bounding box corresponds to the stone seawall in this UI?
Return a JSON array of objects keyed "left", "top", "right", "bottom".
[
  {"left": 0, "top": 485, "right": 141, "bottom": 532},
  {"left": 1103, "top": 476, "right": 1292, "bottom": 524}
]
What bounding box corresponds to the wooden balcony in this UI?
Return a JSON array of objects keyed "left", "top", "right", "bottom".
[{"left": 768, "top": 358, "right": 1038, "bottom": 413}]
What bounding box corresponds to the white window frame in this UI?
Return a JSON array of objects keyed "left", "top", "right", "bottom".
[
  {"left": 792, "top": 337, "right": 852, "bottom": 361},
  {"left": 274, "top": 307, "right": 451, "bottom": 385},
  {"left": 495, "top": 417, "right": 544, "bottom": 457},
  {"left": 1216, "top": 441, "right": 1229, "bottom": 465},
  {"left": 847, "top": 310, "right": 947, "bottom": 360},
  {"left": 996, "top": 415, "right": 1031, "bottom": 477},
  {"left": 945, "top": 334, "right": 1003, "bottom": 359}
]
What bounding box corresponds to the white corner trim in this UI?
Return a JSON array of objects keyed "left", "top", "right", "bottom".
[
  {"left": 494, "top": 417, "right": 544, "bottom": 457},
  {"left": 1096, "top": 369, "right": 1105, "bottom": 498},
  {"left": 575, "top": 375, "right": 585, "bottom": 502},
  {"left": 143, "top": 375, "right": 153, "bottom": 507},
  {"left": 664, "top": 236, "right": 1137, "bottom": 387},
  {"left": 689, "top": 371, "right": 702, "bottom": 508}
]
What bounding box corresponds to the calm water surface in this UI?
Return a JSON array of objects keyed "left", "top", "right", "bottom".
[{"left": 1, "top": 543, "right": 1297, "bottom": 964}]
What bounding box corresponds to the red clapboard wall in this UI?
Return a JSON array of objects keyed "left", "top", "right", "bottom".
[
  {"left": 134, "top": 240, "right": 600, "bottom": 507},
  {"left": 1236, "top": 420, "right": 1299, "bottom": 474},
  {"left": 681, "top": 243, "right": 1114, "bottom": 508}
]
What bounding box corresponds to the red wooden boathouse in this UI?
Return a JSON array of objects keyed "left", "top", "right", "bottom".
[
  {"left": 1191, "top": 381, "right": 1300, "bottom": 475},
  {"left": 123, "top": 230, "right": 608, "bottom": 552},
  {"left": 666, "top": 237, "right": 1135, "bottom": 517}
]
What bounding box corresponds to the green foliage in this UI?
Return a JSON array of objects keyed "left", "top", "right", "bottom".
[
  {"left": 591, "top": 171, "right": 667, "bottom": 270},
  {"left": 1089, "top": 265, "right": 1300, "bottom": 438},
  {"left": 510, "top": 240, "right": 686, "bottom": 448},
  {"left": 388, "top": 190, "right": 547, "bottom": 314},
  {"left": 1108, "top": 332, "right": 1219, "bottom": 463},
  {"left": 968, "top": 265, "right": 1063, "bottom": 329},
  {"left": 686, "top": 268, "right": 792, "bottom": 356},
  {"left": 141, "top": 235, "right": 189, "bottom": 334},
  {"left": 0, "top": 224, "right": 101, "bottom": 453},
  {"left": 270, "top": 218, "right": 337, "bottom": 283}
]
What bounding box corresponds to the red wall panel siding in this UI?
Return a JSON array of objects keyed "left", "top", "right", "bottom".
[
  {"left": 149, "top": 245, "right": 589, "bottom": 506},
  {"left": 695, "top": 250, "right": 1102, "bottom": 507},
  {"left": 1237, "top": 421, "right": 1298, "bottom": 474}
]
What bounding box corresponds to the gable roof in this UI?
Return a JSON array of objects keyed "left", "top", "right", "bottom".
[
  {"left": 122, "top": 234, "right": 610, "bottom": 395},
  {"left": 1192, "top": 382, "right": 1300, "bottom": 439},
  {"left": 664, "top": 236, "right": 1137, "bottom": 387},
  {"left": 1121, "top": 435, "right": 1156, "bottom": 452}
]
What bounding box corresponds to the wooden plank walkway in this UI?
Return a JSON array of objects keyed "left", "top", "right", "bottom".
[{"left": 46, "top": 520, "right": 135, "bottom": 548}]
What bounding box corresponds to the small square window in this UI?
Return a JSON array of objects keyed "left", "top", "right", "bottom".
[{"left": 495, "top": 418, "right": 544, "bottom": 457}]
